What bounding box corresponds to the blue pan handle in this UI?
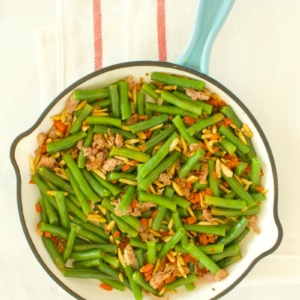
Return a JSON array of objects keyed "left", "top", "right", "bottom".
[{"left": 176, "top": 0, "right": 235, "bottom": 74}]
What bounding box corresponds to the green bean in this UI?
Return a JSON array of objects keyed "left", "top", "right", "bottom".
[
  {"left": 222, "top": 172, "right": 256, "bottom": 207},
  {"left": 37, "top": 166, "right": 74, "bottom": 194},
  {"left": 178, "top": 148, "right": 205, "bottom": 178},
  {"left": 86, "top": 116, "right": 122, "bottom": 128},
  {"left": 141, "top": 82, "right": 160, "bottom": 101},
  {"left": 172, "top": 194, "right": 190, "bottom": 210},
  {"left": 39, "top": 222, "right": 69, "bottom": 239},
  {"left": 46, "top": 130, "right": 86, "bottom": 154},
  {"left": 152, "top": 187, "right": 174, "bottom": 230},
  {"left": 218, "top": 125, "right": 249, "bottom": 154},
  {"left": 217, "top": 216, "right": 249, "bottom": 245},
  {"left": 106, "top": 172, "right": 137, "bottom": 182},
  {"left": 147, "top": 240, "right": 156, "bottom": 265},
  {"left": 73, "top": 88, "right": 110, "bottom": 100},
  {"left": 76, "top": 228, "right": 107, "bottom": 244},
  {"left": 229, "top": 227, "right": 250, "bottom": 245},
  {"left": 62, "top": 225, "right": 77, "bottom": 262},
  {"left": 77, "top": 126, "right": 94, "bottom": 168},
  {"left": 140, "top": 131, "right": 179, "bottom": 178},
  {"left": 129, "top": 238, "right": 163, "bottom": 251},
  {"left": 102, "top": 253, "right": 120, "bottom": 268},
  {"left": 70, "top": 249, "right": 102, "bottom": 261},
  {"left": 124, "top": 266, "right": 143, "bottom": 300},
  {"left": 161, "top": 90, "right": 202, "bottom": 116},
  {"left": 157, "top": 227, "right": 186, "bottom": 258},
  {"left": 65, "top": 168, "right": 91, "bottom": 215},
  {"left": 185, "top": 243, "right": 220, "bottom": 274},
  {"left": 117, "top": 80, "right": 131, "bottom": 120},
  {"left": 91, "top": 171, "right": 121, "bottom": 196},
  {"left": 183, "top": 224, "right": 226, "bottom": 236},
  {"left": 204, "top": 195, "right": 247, "bottom": 210},
  {"left": 91, "top": 98, "right": 112, "bottom": 108},
  {"left": 220, "top": 138, "right": 237, "bottom": 155},
  {"left": 69, "top": 104, "right": 93, "bottom": 134},
  {"left": 185, "top": 282, "right": 196, "bottom": 291},
  {"left": 65, "top": 197, "right": 87, "bottom": 222},
  {"left": 151, "top": 72, "right": 205, "bottom": 90},
  {"left": 118, "top": 185, "right": 136, "bottom": 213},
  {"left": 136, "top": 92, "right": 145, "bottom": 116},
  {"left": 128, "top": 113, "right": 168, "bottom": 134},
  {"left": 173, "top": 90, "right": 213, "bottom": 115},
  {"left": 98, "top": 261, "right": 131, "bottom": 289},
  {"left": 42, "top": 237, "right": 65, "bottom": 271},
  {"left": 140, "top": 125, "right": 176, "bottom": 152},
  {"left": 70, "top": 215, "right": 109, "bottom": 241},
  {"left": 108, "top": 146, "right": 150, "bottom": 163},
  {"left": 139, "top": 192, "right": 176, "bottom": 211},
  {"left": 81, "top": 168, "right": 111, "bottom": 198},
  {"left": 172, "top": 211, "right": 189, "bottom": 246},
  {"left": 211, "top": 244, "right": 240, "bottom": 262},
  {"left": 139, "top": 150, "right": 181, "bottom": 190},
  {"left": 234, "top": 161, "right": 248, "bottom": 176},
  {"left": 250, "top": 192, "right": 265, "bottom": 202},
  {"left": 93, "top": 124, "right": 136, "bottom": 139},
  {"left": 73, "top": 243, "right": 117, "bottom": 253},
  {"left": 72, "top": 259, "right": 101, "bottom": 268},
  {"left": 175, "top": 243, "right": 225, "bottom": 255},
  {"left": 109, "top": 84, "right": 121, "bottom": 118},
  {"left": 208, "top": 159, "right": 220, "bottom": 197},
  {"left": 218, "top": 254, "right": 241, "bottom": 269},
  {"left": 211, "top": 205, "right": 260, "bottom": 217},
  {"left": 64, "top": 154, "right": 99, "bottom": 203},
  {"left": 146, "top": 102, "right": 198, "bottom": 119},
  {"left": 38, "top": 197, "right": 48, "bottom": 223},
  {"left": 135, "top": 249, "right": 146, "bottom": 269},
  {"left": 172, "top": 115, "right": 199, "bottom": 145},
  {"left": 110, "top": 213, "right": 139, "bottom": 238},
  {"left": 187, "top": 113, "right": 225, "bottom": 136},
  {"left": 132, "top": 271, "right": 158, "bottom": 295},
  {"left": 54, "top": 191, "right": 70, "bottom": 230},
  {"left": 41, "top": 193, "right": 58, "bottom": 225},
  {"left": 165, "top": 273, "right": 198, "bottom": 291},
  {"left": 250, "top": 157, "right": 262, "bottom": 192}
]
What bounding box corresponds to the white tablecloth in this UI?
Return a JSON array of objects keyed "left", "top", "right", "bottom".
[{"left": 1, "top": 0, "right": 300, "bottom": 299}]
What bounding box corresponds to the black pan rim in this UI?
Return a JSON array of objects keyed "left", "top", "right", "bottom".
[{"left": 10, "top": 60, "right": 283, "bottom": 300}]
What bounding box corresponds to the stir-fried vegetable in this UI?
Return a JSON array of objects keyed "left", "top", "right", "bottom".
[{"left": 30, "top": 72, "right": 266, "bottom": 299}]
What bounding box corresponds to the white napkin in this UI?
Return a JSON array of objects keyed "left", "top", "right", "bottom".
[{"left": 38, "top": 0, "right": 198, "bottom": 107}]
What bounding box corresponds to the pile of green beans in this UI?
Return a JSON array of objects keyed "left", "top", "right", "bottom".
[{"left": 31, "top": 72, "right": 266, "bottom": 299}]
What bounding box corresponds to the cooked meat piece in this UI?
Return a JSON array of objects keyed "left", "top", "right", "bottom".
[
  {"left": 215, "top": 269, "right": 228, "bottom": 281},
  {"left": 199, "top": 162, "right": 209, "bottom": 183},
  {"left": 36, "top": 155, "right": 57, "bottom": 169},
  {"left": 123, "top": 244, "right": 136, "bottom": 266},
  {"left": 48, "top": 126, "right": 59, "bottom": 139},
  {"left": 185, "top": 88, "right": 210, "bottom": 101},
  {"left": 102, "top": 158, "right": 121, "bottom": 173},
  {"left": 202, "top": 209, "right": 214, "bottom": 221},
  {"left": 115, "top": 133, "right": 123, "bottom": 148},
  {"left": 130, "top": 202, "right": 157, "bottom": 217},
  {"left": 189, "top": 143, "right": 201, "bottom": 152},
  {"left": 77, "top": 139, "right": 83, "bottom": 150},
  {"left": 159, "top": 173, "right": 171, "bottom": 185},
  {"left": 126, "top": 76, "right": 135, "bottom": 91},
  {"left": 92, "top": 133, "right": 108, "bottom": 149},
  {"left": 65, "top": 96, "right": 78, "bottom": 121},
  {"left": 37, "top": 132, "right": 47, "bottom": 147},
  {"left": 127, "top": 113, "right": 139, "bottom": 125}
]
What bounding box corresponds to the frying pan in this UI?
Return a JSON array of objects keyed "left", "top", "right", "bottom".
[{"left": 11, "top": 0, "right": 283, "bottom": 299}]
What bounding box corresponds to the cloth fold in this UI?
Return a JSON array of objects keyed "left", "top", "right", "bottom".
[{"left": 37, "top": 0, "right": 198, "bottom": 106}]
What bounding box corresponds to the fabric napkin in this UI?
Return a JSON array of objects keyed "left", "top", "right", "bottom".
[{"left": 37, "top": 0, "right": 198, "bottom": 107}]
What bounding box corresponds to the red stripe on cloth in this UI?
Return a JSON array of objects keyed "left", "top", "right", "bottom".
[
  {"left": 93, "top": 0, "right": 103, "bottom": 70},
  {"left": 157, "top": 0, "right": 167, "bottom": 61}
]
